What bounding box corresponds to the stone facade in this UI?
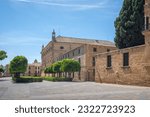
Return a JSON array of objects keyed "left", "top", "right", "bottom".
[
  {"left": 95, "top": 0, "right": 150, "bottom": 86},
  {"left": 54, "top": 44, "right": 116, "bottom": 81},
  {"left": 25, "top": 59, "right": 42, "bottom": 76},
  {"left": 41, "top": 30, "right": 84, "bottom": 70},
  {"left": 41, "top": 30, "right": 116, "bottom": 78},
  {"left": 95, "top": 45, "right": 150, "bottom": 86},
  {"left": 4, "top": 64, "right": 11, "bottom": 77}
]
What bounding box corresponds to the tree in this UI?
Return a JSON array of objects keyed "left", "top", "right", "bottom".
[
  {"left": 0, "top": 50, "right": 7, "bottom": 61},
  {"left": 44, "top": 67, "right": 49, "bottom": 74},
  {"left": 44, "top": 65, "right": 55, "bottom": 77},
  {"left": 53, "top": 61, "right": 62, "bottom": 77},
  {"left": 114, "top": 0, "right": 144, "bottom": 49},
  {"left": 61, "top": 59, "right": 80, "bottom": 78},
  {"left": 9, "top": 56, "right": 28, "bottom": 78},
  {"left": 0, "top": 67, "right": 4, "bottom": 73},
  {"left": 0, "top": 65, "right": 5, "bottom": 73}
]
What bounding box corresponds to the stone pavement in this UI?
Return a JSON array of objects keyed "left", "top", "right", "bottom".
[{"left": 0, "top": 77, "right": 150, "bottom": 100}]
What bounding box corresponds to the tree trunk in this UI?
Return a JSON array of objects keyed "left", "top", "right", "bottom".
[
  {"left": 65, "top": 72, "right": 67, "bottom": 78},
  {"left": 73, "top": 72, "right": 74, "bottom": 78},
  {"left": 68, "top": 72, "right": 71, "bottom": 78}
]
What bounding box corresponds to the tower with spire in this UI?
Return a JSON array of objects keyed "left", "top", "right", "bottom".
[{"left": 52, "top": 29, "right": 56, "bottom": 42}]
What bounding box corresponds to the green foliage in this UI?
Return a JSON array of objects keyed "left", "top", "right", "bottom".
[
  {"left": 44, "top": 67, "right": 49, "bottom": 73},
  {"left": 44, "top": 65, "right": 54, "bottom": 73},
  {"left": 12, "top": 76, "right": 43, "bottom": 83},
  {"left": 44, "top": 77, "right": 72, "bottom": 82},
  {"left": 0, "top": 67, "right": 4, "bottom": 73},
  {"left": 9, "top": 56, "right": 28, "bottom": 78},
  {"left": 61, "top": 59, "right": 80, "bottom": 72},
  {"left": 44, "top": 59, "right": 80, "bottom": 79},
  {"left": 53, "top": 61, "right": 62, "bottom": 73},
  {"left": 0, "top": 50, "right": 7, "bottom": 61},
  {"left": 114, "top": 0, "right": 144, "bottom": 49},
  {"left": 21, "top": 76, "right": 42, "bottom": 78}
]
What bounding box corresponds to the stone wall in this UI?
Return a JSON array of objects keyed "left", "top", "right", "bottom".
[
  {"left": 95, "top": 45, "right": 150, "bottom": 86},
  {"left": 52, "top": 44, "right": 116, "bottom": 81}
]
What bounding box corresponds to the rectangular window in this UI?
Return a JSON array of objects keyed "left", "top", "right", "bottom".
[
  {"left": 78, "top": 49, "right": 80, "bottom": 54},
  {"left": 78, "top": 58, "right": 81, "bottom": 64},
  {"left": 93, "top": 48, "right": 97, "bottom": 52},
  {"left": 92, "top": 57, "right": 95, "bottom": 66},
  {"left": 146, "top": 16, "right": 149, "bottom": 30},
  {"left": 107, "top": 55, "right": 112, "bottom": 68},
  {"left": 123, "top": 53, "right": 129, "bottom": 66}
]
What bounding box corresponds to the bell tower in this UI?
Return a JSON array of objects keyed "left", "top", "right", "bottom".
[{"left": 52, "top": 29, "right": 56, "bottom": 42}]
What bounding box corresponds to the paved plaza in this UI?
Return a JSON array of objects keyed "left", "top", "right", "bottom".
[{"left": 0, "top": 77, "right": 150, "bottom": 100}]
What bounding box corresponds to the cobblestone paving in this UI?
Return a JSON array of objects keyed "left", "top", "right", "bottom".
[{"left": 0, "top": 77, "right": 150, "bottom": 100}]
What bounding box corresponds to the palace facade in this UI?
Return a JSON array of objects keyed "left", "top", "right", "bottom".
[
  {"left": 25, "top": 59, "right": 42, "bottom": 76},
  {"left": 41, "top": 0, "right": 150, "bottom": 86},
  {"left": 41, "top": 31, "right": 116, "bottom": 81}
]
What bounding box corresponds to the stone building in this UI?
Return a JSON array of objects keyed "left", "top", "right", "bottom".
[
  {"left": 95, "top": 0, "right": 150, "bottom": 86},
  {"left": 41, "top": 30, "right": 83, "bottom": 70},
  {"left": 25, "top": 59, "right": 42, "bottom": 76},
  {"left": 54, "top": 44, "right": 116, "bottom": 81},
  {"left": 4, "top": 64, "right": 11, "bottom": 77},
  {"left": 41, "top": 30, "right": 116, "bottom": 79}
]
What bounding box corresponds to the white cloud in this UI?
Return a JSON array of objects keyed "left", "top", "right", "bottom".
[{"left": 13, "top": 0, "right": 109, "bottom": 10}]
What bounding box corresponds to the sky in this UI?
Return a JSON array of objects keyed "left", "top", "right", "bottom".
[{"left": 0, "top": 0, "right": 123, "bottom": 66}]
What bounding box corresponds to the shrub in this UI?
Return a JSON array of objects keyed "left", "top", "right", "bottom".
[
  {"left": 44, "top": 77, "right": 72, "bottom": 82},
  {"left": 9, "top": 56, "right": 28, "bottom": 78},
  {"left": 12, "top": 76, "right": 43, "bottom": 83}
]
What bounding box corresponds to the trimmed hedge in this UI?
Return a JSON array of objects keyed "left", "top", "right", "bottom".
[
  {"left": 44, "top": 77, "right": 72, "bottom": 82},
  {"left": 12, "top": 77, "right": 43, "bottom": 83}
]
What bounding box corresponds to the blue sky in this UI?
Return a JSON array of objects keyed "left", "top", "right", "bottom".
[{"left": 0, "top": 0, "right": 123, "bottom": 66}]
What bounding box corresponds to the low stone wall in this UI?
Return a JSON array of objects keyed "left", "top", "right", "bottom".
[{"left": 95, "top": 45, "right": 150, "bottom": 86}]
